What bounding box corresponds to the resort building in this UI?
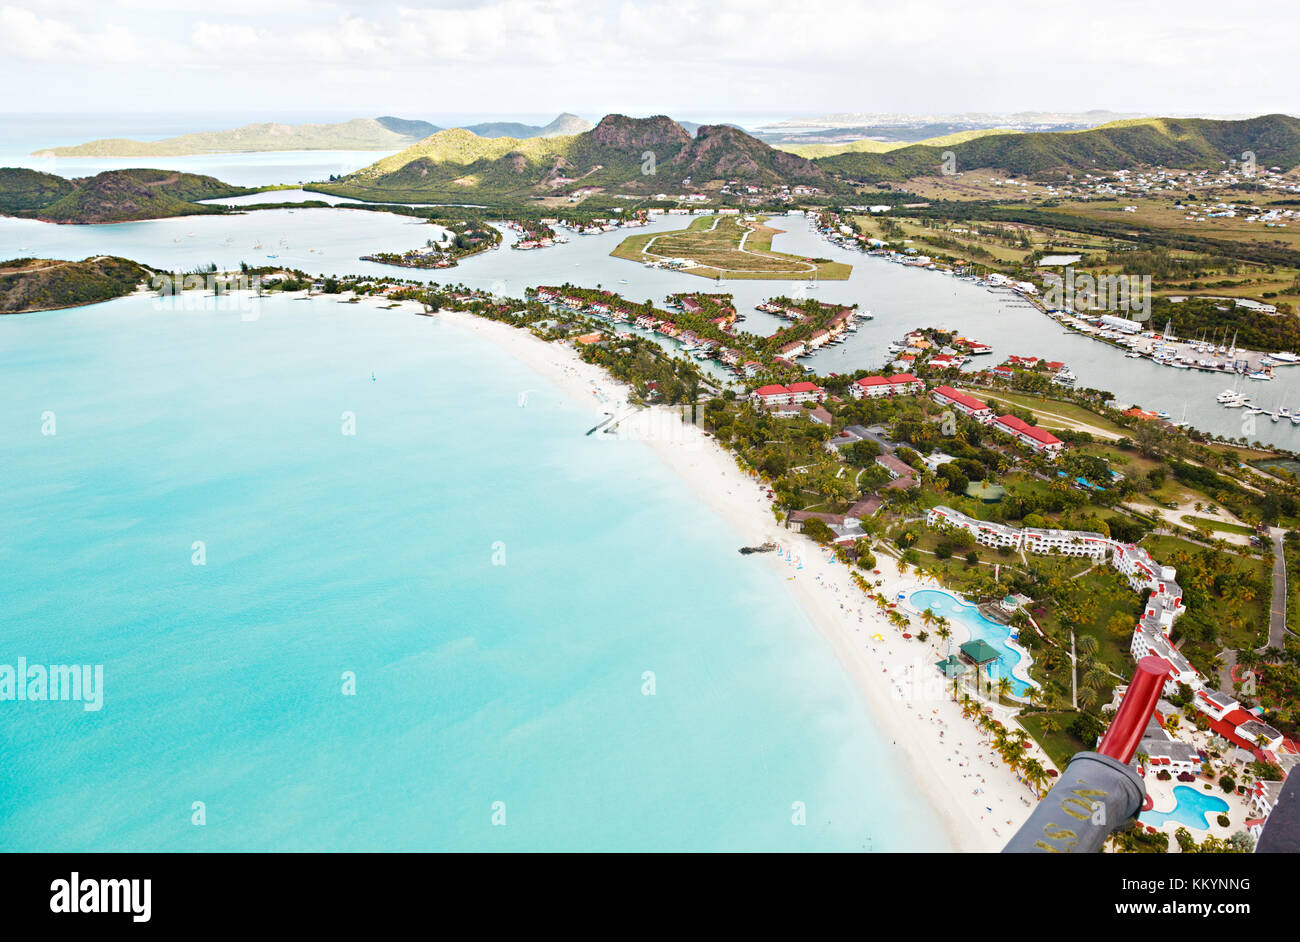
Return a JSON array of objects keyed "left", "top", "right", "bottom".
[
  {"left": 875, "top": 454, "right": 914, "bottom": 479},
  {"left": 1138, "top": 717, "right": 1201, "bottom": 775},
  {"left": 786, "top": 381, "right": 825, "bottom": 403},
  {"left": 927, "top": 506, "right": 1202, "bottom": 695},
  {"left": 926, "top": 506, "right": 1021, "bottom": 549},
  {"left": 990, "top": 414, "right": 1066, "bottom": 454},
  {"left": 1131, "top": 622, "right": 1199, "bottom": 694},
  {"left": 1021, "top": 527, "right": 1111, "bottom": 558},
  {"left": 751, "top": 384, "right": 793, "bottom": 405},
  {"left": 931, "top": 386, "right": 994, "bottom": 421},
  {"left": 1192, "top": 689, "right": 1287, "bottom": 758},
  {"left": 1251, "top": 780, "right": 1285, "bottom": 820},
  {"left": 850, "top": 373, "right": 923, "bottom": 399}
]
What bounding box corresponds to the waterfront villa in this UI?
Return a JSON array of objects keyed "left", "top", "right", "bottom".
[
  {"left": 932, "top": 386, "right": 994, "bottom": 420},
  {"left": 850, "top": 373, "right": 923, "bottom": 399}
]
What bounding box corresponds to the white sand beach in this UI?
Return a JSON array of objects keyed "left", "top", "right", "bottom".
[{"left": 437, "top": 306, "right": 1045, "bottom": 852}]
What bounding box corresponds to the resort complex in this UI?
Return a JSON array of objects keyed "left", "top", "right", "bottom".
[{"left": 7, "top": 0, "right": 1300, "bottom": 884}]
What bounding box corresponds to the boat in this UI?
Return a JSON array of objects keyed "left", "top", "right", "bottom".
[
  {"left": 1272, "top": 351, "right": 1300, "bottom": 363},
  {"left": 1125, "top": 351, "right": 1143, "bottom": 358},
  {"left": 1249, "top": 371, "right": 1273, "bottom": 381}
]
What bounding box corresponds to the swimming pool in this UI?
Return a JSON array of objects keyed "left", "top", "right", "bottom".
[
  {"left": 907, "top": 588, "right": 1034, "bottom": 696},
  {"left": 1140, "top": 786, "right": 1229, "bottom": 830}
]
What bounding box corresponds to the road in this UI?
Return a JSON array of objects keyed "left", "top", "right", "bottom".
[{"left": 1263, "top": 527, "right": 1293, "bottom": 652}]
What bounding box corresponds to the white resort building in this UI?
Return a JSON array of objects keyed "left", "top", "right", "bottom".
[
  {"left": 927, "top": 505, "right": 1196, "bottom": 694},
  {"left": 850, "top": 373, "right": 924, "bottom": 399}
]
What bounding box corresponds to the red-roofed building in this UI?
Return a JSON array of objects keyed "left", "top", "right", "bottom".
[
  {"left": 932, "top": 386, "right": 993, "bottom": 420},
  {"left": 751, "top": 384, "right": 792, "bottom": 405},
  {"left": 991, "top": 414, "right": 1065, "bottom": 453},
  {"left": 876, "top": 454, "right": 914, "bottom": 478},
  {"left": 787, "top": 381, "right": 825, "bottom": 403},
  {"left": 850, "top": 373, "right": 923, "bottom": 399},
  {"left": 1193, "top": 690, "right": 1287, "bottom": 757}
]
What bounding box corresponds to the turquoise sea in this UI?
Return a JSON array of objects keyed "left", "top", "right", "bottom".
[{"left": 0, "top": 294, "right": 947, "bottom": 851}]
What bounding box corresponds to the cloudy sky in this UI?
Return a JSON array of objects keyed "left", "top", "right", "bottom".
[{"left": 2, "top": 0, "right": 1295, "bottom": 120}]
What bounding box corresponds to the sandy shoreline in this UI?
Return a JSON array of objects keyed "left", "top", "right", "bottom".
[{"left": 434, "top": 305, "right": 1044, "bottom": 852}]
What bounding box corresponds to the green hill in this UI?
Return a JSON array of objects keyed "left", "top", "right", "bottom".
[
  {"left": 319, "top": 114, "right": 838, "bottom": 203},
  {"left": 0, "top": 256, "right": 153, "bottom": 313},
  {"left": 815, "top": 114, "right": 1300, "bottom": 182},
  {"left": 0, "top": 168, "right": 77, "bottom": 211},
  {"left": 0, "top": 168, "right": 251, "bottom": 223},
  {"left": 34, "top": 117, "right": 440, "bottom": 158}
]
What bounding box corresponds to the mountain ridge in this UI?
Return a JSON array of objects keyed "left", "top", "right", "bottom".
[
  {"left": 35, "top": 113, "right": 596, "bottom": 158},
  {"left": 0, "top": 168, "right": 250, "bottom": 223},
  {"left": 817, "top": 114, "right": 1300, "bottom": 181},
  {"left": 326, "top": 113, "right": 837, "bottom": 202}
]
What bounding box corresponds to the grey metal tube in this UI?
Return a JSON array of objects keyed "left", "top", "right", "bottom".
[{"left": 1002, "top": 752, "right": 1146, "bottom": 853}]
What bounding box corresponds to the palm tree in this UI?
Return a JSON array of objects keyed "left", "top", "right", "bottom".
[
  {"left": 1084, "top": 665, "right": 1110, "bottom": 691},
  {"left": 996, "top": 676, "right": 1014, "bottom": 703},
  {"left": 1022, "top": 758, "right": 1049, "bottom": 796}
]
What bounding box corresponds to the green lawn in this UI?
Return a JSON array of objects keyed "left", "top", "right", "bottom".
[
  {"left": 611, "top": 214, "right": 852, "bottom": 280},
  {"left": 1017, "top": 711, "right": 1088, "bottom": 769},
  {"left": 976, "top": 389, "right": 1129, "bottom": 438},
  {"left": 1179, "top": 515, "right": 1255, "bottom": 536}
]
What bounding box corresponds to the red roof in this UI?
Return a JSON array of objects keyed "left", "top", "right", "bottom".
[
  {"left": 787, "top": 381, "right": 823, "bottom": 394},
  {"left": 933, "top": 386, "right": 988, "bottom": 411},
  {"left": 753, "top": 384, "right": 789, "bottom": 397},
  {"left": 995, "top": 414, "right": 1062, "bottom": 446},
  {"left": 857, "top": 373, "right": 919, "bottom": 388}
]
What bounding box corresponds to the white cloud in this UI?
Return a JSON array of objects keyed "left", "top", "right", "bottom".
[
  {"left": 0, "top": 5, "right": 138, "bottom": 62},
  {"left": 0, "top": 0, "right": 1296, "bottom": 115}
]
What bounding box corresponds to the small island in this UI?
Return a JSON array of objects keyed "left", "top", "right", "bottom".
[
  {"left": 0, "top": 256, "right": 153, "bottom": 314},
  {"left": 611, "top": 213, "right": 851, "bottom": 280}
]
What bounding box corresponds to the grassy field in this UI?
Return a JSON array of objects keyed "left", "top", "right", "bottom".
[
  {"left": 1179, "top": 515, "right": 1256, "bottom": 536},
  {"left": 611, "top": 214, "right": 852, "bottom": 280},
  {"left": 971, "top": 388, "right": 1131, "bottom": 438},
  {"left": 1017, "top": 711, "right": 1088, "bottom": 769}
]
